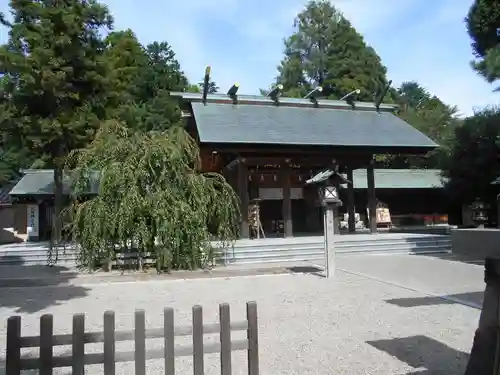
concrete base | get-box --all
[452,228,500,259]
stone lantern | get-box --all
[471,198,489,228]
[306,167,350,278]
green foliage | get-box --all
[66,121,240,271]
[198,79,219,94]
[275,0,388,101]
[0,0,113,245]
[0,0,112,161]
[466,0,500,83]
[375,82,460,169]
[106,37,189,132]
[104,29,149,107]
[187,84,201,93]
[441,107,500,203]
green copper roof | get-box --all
[9,170,99,196]
[189,102,437,150]
[352,169,445,189]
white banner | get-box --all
[26,204,39,238]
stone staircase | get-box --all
[219,233,452,265]
[0,233,452,268]
[0,242,78,267]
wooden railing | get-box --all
[5,301,259,375]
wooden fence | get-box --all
[5,301,259,375]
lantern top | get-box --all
[306,168,351,186]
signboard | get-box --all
[376,207,391,225]
[26,204,39,238]
[259,188,303,200]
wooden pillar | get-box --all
[346,167,356,233]
[367,159,377,234]
[238,162,250,239]
[281,164,293,237]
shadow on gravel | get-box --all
[286,266,324,277]
[367,335,469,375]
[0,255,89,313]
[386,291,484,308]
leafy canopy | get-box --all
[66,121,240,271]
[106,35,190,132]
[274,0,388,101]
[466,0,500,84]
[0,0,113,166]
[441,107,500,203]
[198,79,220,94]
[380,82,461,169]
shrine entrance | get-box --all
[170,88,438,240]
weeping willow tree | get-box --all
[65,120,240,271]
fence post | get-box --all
[39,314,53,375]
[247,301,259,375]
[134,310,146,375]
[6,316,21,375]
[192,305,204,375]
[72,314,85,375]
[219,303,232,375]
[103,311,115,375]
[164,308,175,375]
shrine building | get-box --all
[3,87,444,243]
[169,88,438,239]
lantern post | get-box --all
[306,167,349,278]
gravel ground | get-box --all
[0,267,479,375]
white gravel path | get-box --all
[0,268,479,375]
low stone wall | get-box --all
[451,228,500,259]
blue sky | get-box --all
[1,0,498,116]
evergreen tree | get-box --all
[112,40,190,132]
[376,82,460,169]
[0,0,113,248]
[104,29,149,108]
[198,79,219,94]
[275,0,388,101]
[466,0,500,84]
[441,107,500,203]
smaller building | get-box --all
[348,169,448,227]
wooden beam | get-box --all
[237,163,249,239]
[346,167,356,233]
[281,164,293,237]
[238,156,369,169]
[367,158,377,234]
[202,144,433,157]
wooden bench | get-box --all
[5,301,259,375]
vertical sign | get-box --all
[26,204,39,238]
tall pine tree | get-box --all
[466,0,500,84]
[0,0,113,247]
[275,0,388,101]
